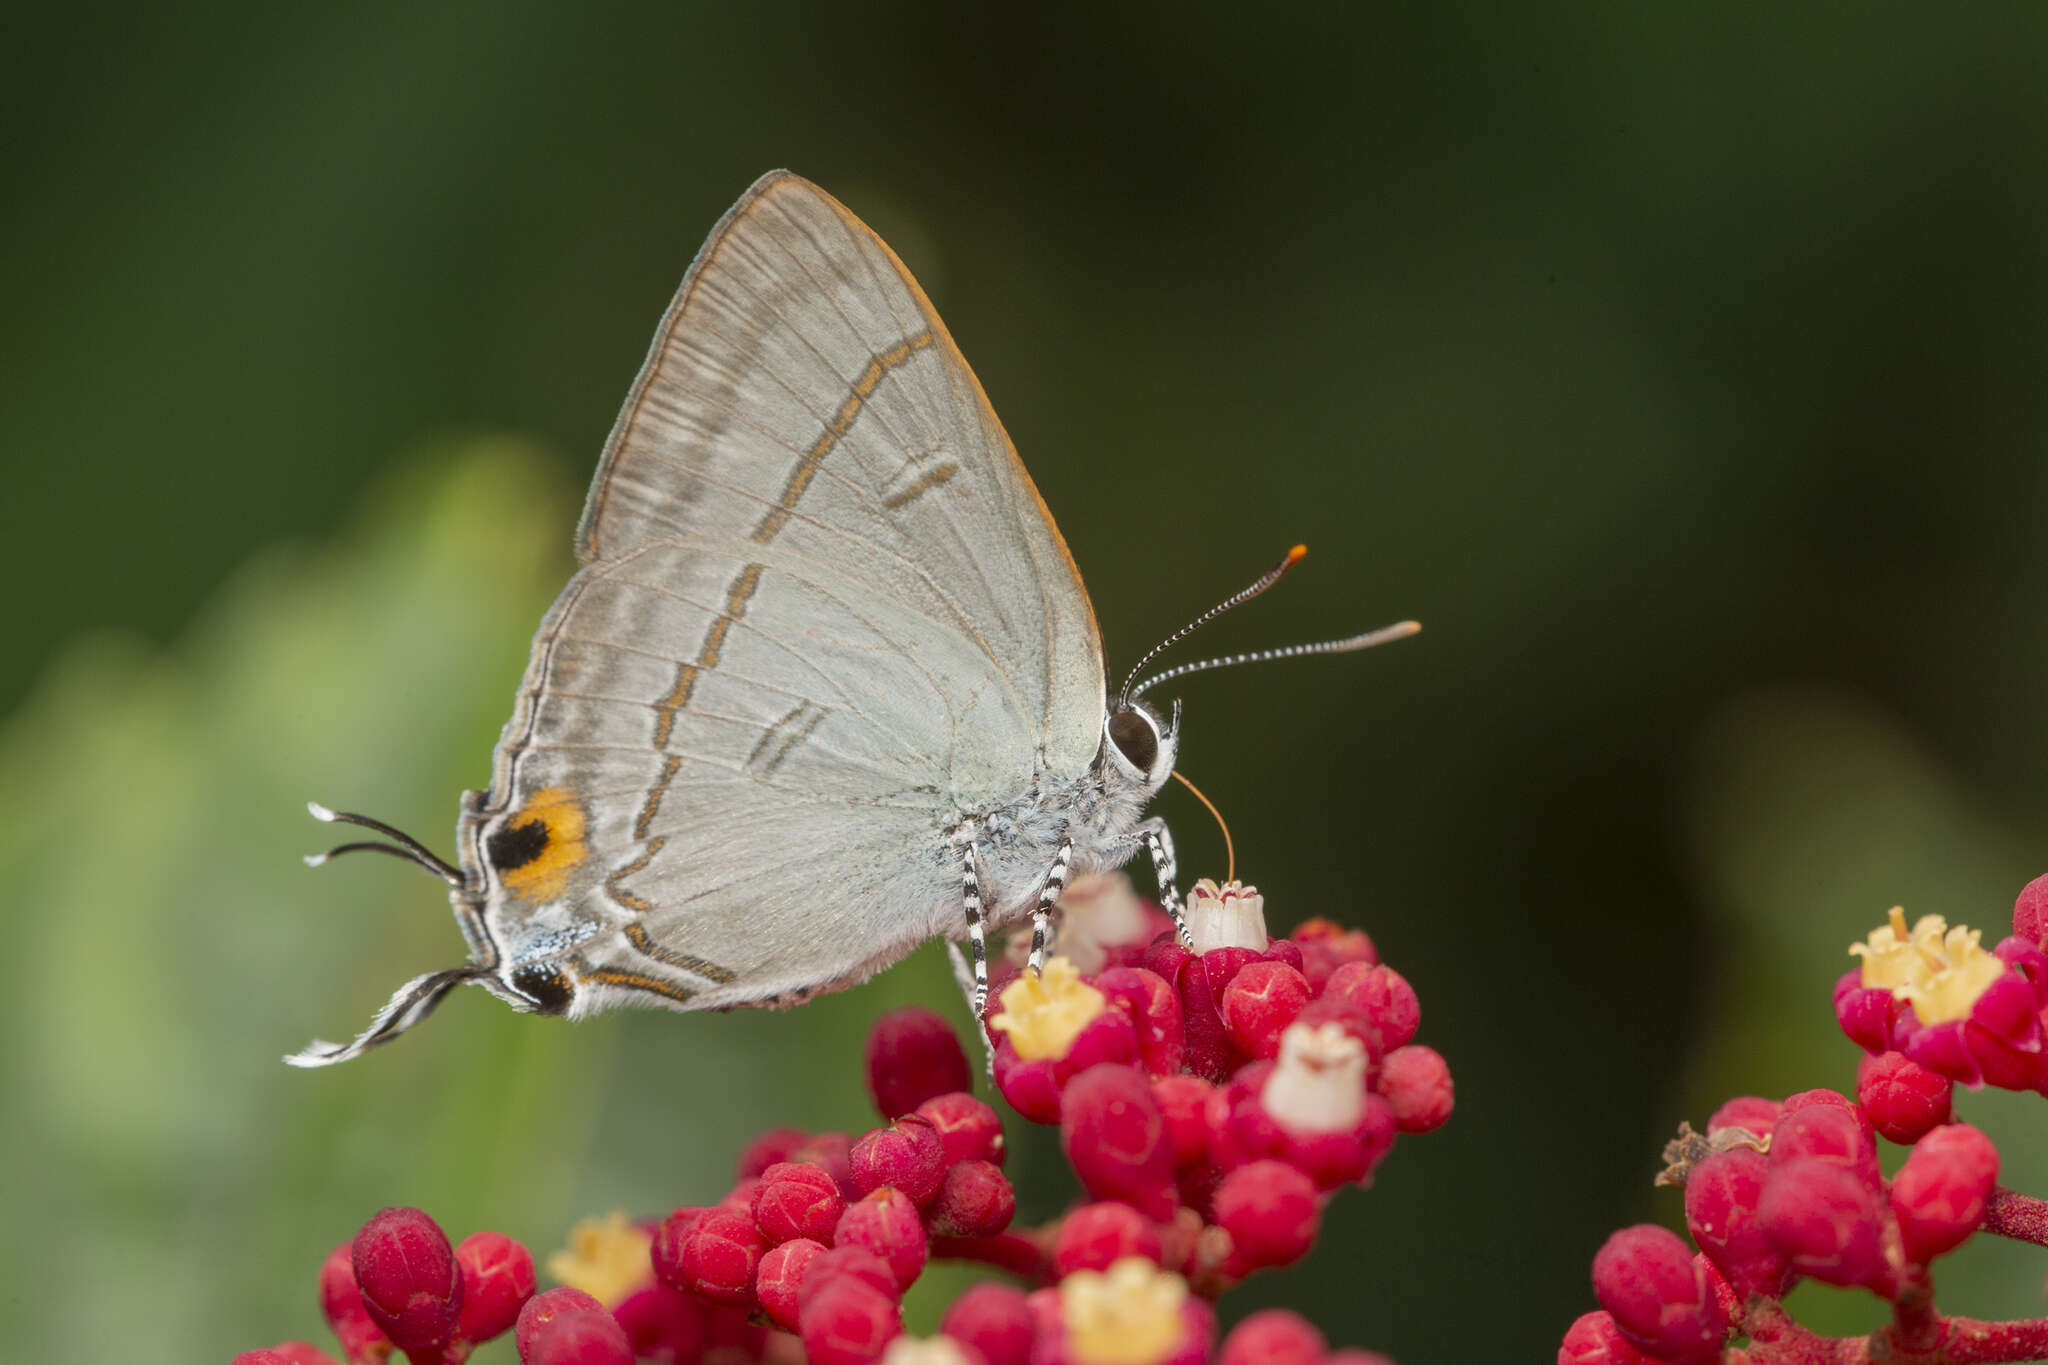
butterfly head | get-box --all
[1102,697,1179,796]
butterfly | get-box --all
[290,171,1415,1066]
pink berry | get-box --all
[1683,1147,1791,1301]
[1756,1157,1891,1290]
[1589,1225,1728,1365]
[1856,1051,1953,1145]
[737,1125,811,1179]
[1052,1201,1164,1275]
[1558,1311,1649,1365]
[1217,1309,1326,1365]
[515,1288,605,1363]
[350,1207,464,1355]
[866,1006,972,1118]
[1377,1044,1454,1133]
[526,1308,635,1365]
[318,1240,391,1365]
[755,1161,848,1243]
[851,1118,948,1205]
[915,1092,1007,1166]
[453,1230,535,1346]
[612,1283,706,1364]
[929,1159,1016,1237]
[1706,1096,1780,1138]
[941,1282,1036,1365]
[1213,1160,1320,1271]
[1221,962,1314,1059]
[800,1275,902,1365]
[834,1187,929,1289]
[678,1208,767,1307]
[1059,1063,1177,1220]
[755,1237,826,1330]
[1890,1123,1999,1264]
[1323,963,1418,1054]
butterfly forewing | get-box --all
[467,172,1108,1010]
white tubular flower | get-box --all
[1260,1021,1367,1133]
[1184,878,1269,954]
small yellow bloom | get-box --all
[990,956,1106,1061]
[545,1210,652,1306]
[881,1338,976,1365]
[1849,906,2009,1024]
[1061,1257,1189,1365]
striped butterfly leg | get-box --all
[956,849,990,1020]
[1131,816,1193,949]
[1027,834,1074,976]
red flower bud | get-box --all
[1217,1309,1326,1365]
[1052,1201,1165,1276]
[611,1283,705,1365]
[319,1240,392,1365]
[1770,1100,1879,1185]
[1756,1157,1891,1290]
[1095,967,1187,1076]
[851,1119,948,1205]
[941,1282,1037,1365]
[792,1132,861,1203]
[350,1208,464,1355]
[1834,969,1905,1055]
[737,1126,811,1179]
[755,1161,849,1243]
[526,1308,635,1365]
[514,1288,605,1364]
[1855,1051,1953,1145]
[233,1353,297,1365]
[1291,919,1377,992]
[1890,1122,1999,1264]
[1151,1075,1215,1169]
[269,1345,342,1365]
[1590,1225,1728,1365]
[804,1244,901,1299]
[1213,1160,1321,1271]
[834,1187,928,1289]
[1323,963,1419,1055]
[676,1209,768,1308]
[866,1006,972,1118]
[799,1275,902,1365]
[650,1207,711,1292]
[1683,1147,1792,1301]
[755,1237,826,1331]
[452,1230,534,1347]
[1176,962,1243,1082]
[929,1159,1016,1238]
[2013,872,2048,950]
[1377,1044,1453,1133]
[1060,1064,1177,1220]
[1706,1096,1780,1139]
[914,1092,1007,1166]
[992,1039,1063,1125]
[1557,1311,1649,1365]
[1221,962,1315,1060]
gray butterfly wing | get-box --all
[465,171,1106,1012]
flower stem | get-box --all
[1983,1188,2048,1249]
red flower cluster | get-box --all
[232,877,1437,1365]
[1563,874,2048,1365]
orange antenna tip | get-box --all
[1287,544,1308,563]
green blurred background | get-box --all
[7,5,2048,1361]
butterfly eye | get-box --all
[507,964,575,1015]
[1108,706,1161,774]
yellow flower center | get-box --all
[1060,1258,1189,1365]
[545,1210,652,1306]
[990,956,1106,1061]
[1849,906,2010,1024]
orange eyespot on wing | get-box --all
[486,786,590,901]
